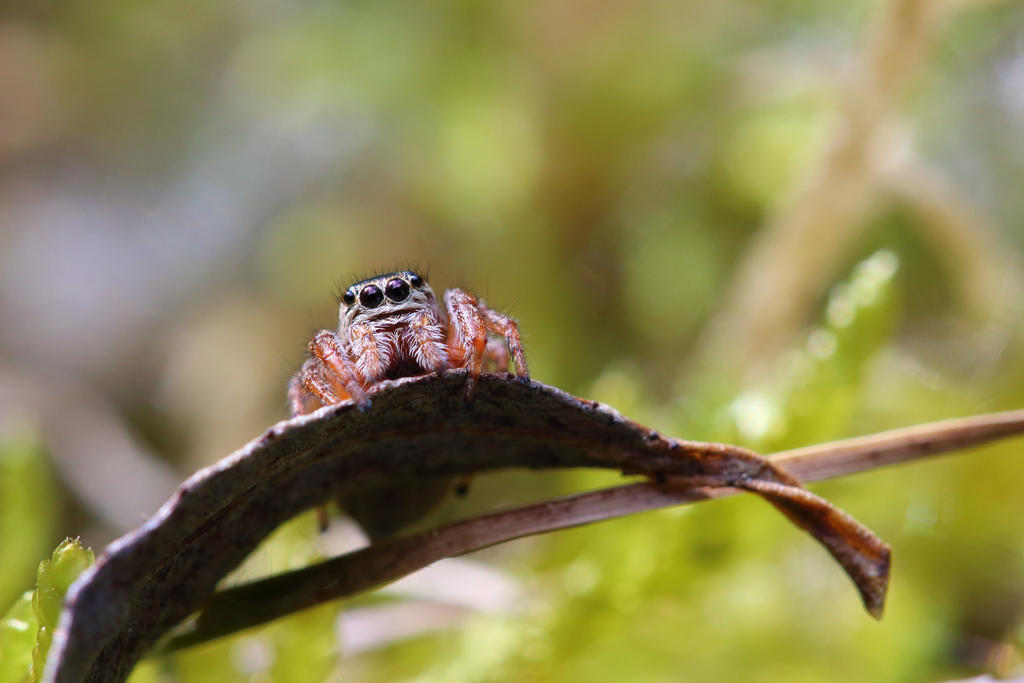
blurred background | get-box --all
[2,0,1024,680]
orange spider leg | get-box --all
[347,323,390,385]
[294,358,342,407]
[288,366,321,416]
[309,330,370,408]
[406,310,449,373]
[478,305,529,380]
[444,288,489,397]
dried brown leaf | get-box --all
[47,372,895,682]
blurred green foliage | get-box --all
[2,0,1024,680]
[0,432,57,617]
[713,249,899,452]
[0,593,35,683]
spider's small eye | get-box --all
[409,273,424,288]
[342,290,356,306]
[359,284,384,308]
[385,278,410,302]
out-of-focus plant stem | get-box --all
[695,0,966,374]
[885,152,1024,353]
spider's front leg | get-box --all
[346,323,393,386]
[444,288,529,397]
[403,308,449,374]
[306,330,371,409]
[288,360,335,416]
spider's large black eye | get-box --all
[409,273,423,288]
[359,284,384,308]
[385,278,410,302]
[342,290,356,306]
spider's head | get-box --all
[338,270,438,331]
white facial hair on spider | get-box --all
[338,271,449,382]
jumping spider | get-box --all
[289,270,529,415]
[288,270,529,538]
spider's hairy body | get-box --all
[290,270,527,412]
[288,270,529,537]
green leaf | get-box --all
[0,591,35,683]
